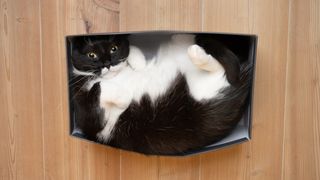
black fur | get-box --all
[69,34,252,155]
[70,35,129,75]
[108,63,251,155]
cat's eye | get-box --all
[87,52,97,59]
[110,45,118,54]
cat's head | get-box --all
[70,35,130,78]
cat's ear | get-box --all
[84,37,94,46]
[70,36,87,49]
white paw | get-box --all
[188,44,210,66]
[188,44,223,72]
[99,82,132,109]
[127,46,146,71]
[97,128,110,143]
[97,107,125,142]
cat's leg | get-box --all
[127,46,147,71]
[187,44,224,73]
[97,81,132,142]
[74,82,105,140]
[97,107,124,142]
[194,36,240,84]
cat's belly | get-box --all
[104,59,180,103]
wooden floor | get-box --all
[0,0,319,179]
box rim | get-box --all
[65,30,258,39]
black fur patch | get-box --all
[107,61,251,155]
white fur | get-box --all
[95,34,230,141]
[73,67,95,76]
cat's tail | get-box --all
[199,60,253,143]
[239,61,253,89]
[223,60,253,105]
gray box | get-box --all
[65,31,257,156]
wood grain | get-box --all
[39,0,121,179]
[40,0,66,179]
[0,0,320,179]
[202,0,290,179]
[283,0,320,179]
[65,0,121,180]
[201,145,250,180]
[247,0,289,180]
[120,0,201,31]
[120,152,158,180]
[159,156,200,180]
[247,0,290,179]
[0,0,44,179]
[201,1,251,179]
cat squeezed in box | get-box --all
[69,34,252,155]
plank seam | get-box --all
[281,0,293,179]
[38,0,46,178]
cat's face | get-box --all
[71,35,130,77]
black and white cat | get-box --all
[69,34,251,155]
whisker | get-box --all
[69,70,95,79]
[68,75,83,82]
[69,76,88,87]
[71,75,96,101]
[68,71,95,85]
[118,58,127,62]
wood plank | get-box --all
[120,152,159,180]
[65,0,121,179]
[120,0,201,31]
[201,1,251,179]
[0,1,14,179]
[200,145,249,180]
[1,0,320,179]
[39,0,120,179]
[40,0,67,179]
[283,0,320,179]
[202,0,250,33]
[119,1,202,180]
[159,156,200,180]
[0,0,44,179]
[201,0,289,179]
[247,0,289,179]
[65,0,119,35]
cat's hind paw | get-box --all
[188,44,211,66]
[188,44,224,73]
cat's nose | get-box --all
[104,62,111,69]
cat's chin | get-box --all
[101,62,127,79]
[103,71,120,79]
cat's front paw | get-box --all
[127,46,146,71]
[188,44,223,73]
[99,82,132,109]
